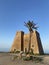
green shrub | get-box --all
[23,55,33,61]
[15,51,20,53]
[33,57,43,63]
[23,57,30,61]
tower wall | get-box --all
[10,31,24,52]
[24,34,29,52]
[31,31,39,54]
[36,31,44,54]
[31,31,44,54]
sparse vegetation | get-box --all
[12,56,18,61]
[23,55,43,62]
[15,51,20,53]
[33,56,43,63]
[23,56,31,61]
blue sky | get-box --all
[0,0,49,53]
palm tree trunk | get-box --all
[28,31,31,52]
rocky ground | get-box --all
[0,53,49,65]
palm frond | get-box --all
[24,21,38,32]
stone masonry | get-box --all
[10,30,44,54]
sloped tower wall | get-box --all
[10,31,24,52]
[24,34,29,52]
[31,31,44,54]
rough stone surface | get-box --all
[10,30,44,54]
[10,31,24,51]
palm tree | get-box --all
[24,20,38,52]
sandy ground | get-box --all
[0,53,49,65]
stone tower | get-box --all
[10,31,24,51]
[10,30,44,54]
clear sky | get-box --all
[0,0,49,53]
